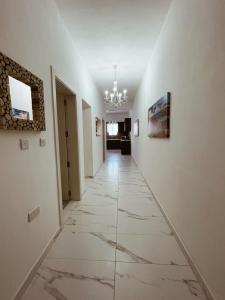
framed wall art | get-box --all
[148,92,171,138]
[96,117,102,136]
[134,119,139,137]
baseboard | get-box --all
[84,163,103,180]
[94,160,104,177]
[13,227,62,300]
[132,157,215,300]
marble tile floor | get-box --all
[21,151,207,300]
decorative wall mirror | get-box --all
[0,52,46,131]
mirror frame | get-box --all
[0,52,46,131]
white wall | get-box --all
[105,112,129,122]
[131,1,225,300]
[0,1,103,299]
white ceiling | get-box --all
[55,0,171,112]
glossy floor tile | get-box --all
[21,151,206,300]
[118,199,163,216]
[68,204,117,216]
[47,231,116,261]
[115,263,206,300]
[117,215,171,235]
[64,214,117,234]
[22,259,114,300]
[116,234,188,265]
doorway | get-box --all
[82,100,94,178]
[50,71,81,231]
[55,80,80,210]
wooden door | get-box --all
[57,95,71,201]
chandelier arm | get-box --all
[104,65,128,108]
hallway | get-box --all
[22,151,206,300]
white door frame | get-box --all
[82,99,94,178]
[102,119,106,161]
[50,66,81,227]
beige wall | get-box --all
[0,0,103,299]
[131,1,225,300]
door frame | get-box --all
[102,119,106,161]
[50,66,81,227]
[82,99,94,178]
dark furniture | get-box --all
[121,140,131,155]
[107,139,121,150]
[124,118,131,134]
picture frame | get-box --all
[0,51,46,131]
[96,117,102,136]
[148,92,171,138]
[134,119,139,137]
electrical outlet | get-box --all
[40,138,46,147]
[20,139,29,150]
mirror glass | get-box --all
[9,76,33,120]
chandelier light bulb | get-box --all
[104,66,128,108]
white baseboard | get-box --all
[13,227,62,300]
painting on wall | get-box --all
[96,117,102,136]
[148,92,171,138]
[134,119,139,137]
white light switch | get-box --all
[28,207,40,223]
[20,139,29,150]
[40,138,46,147]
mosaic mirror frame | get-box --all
[0,52,46,131]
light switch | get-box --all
[28,207,40,223]
[40,138,46,147]
[20,139,29,150]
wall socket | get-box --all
[40,138,46,147]
[28,207,40,223]
[20,139,29,150]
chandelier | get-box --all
[104,65,128,108]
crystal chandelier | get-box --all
[104,65,128,108]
